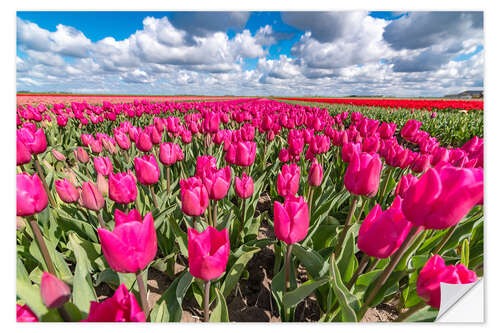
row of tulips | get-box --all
[17,98,483,322]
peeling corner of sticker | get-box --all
[436,278,484,322]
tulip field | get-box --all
[16,96,483,322]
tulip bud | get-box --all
[81,181,105,211]
[159,142,178,166]
[277,163,300,198]
[394,174,418,199]
[134,155,160,185]
[97,173,109,197]
[94,156,113,176]
[274,195,309,244]
[74,147,89,164]
[308,160,323,187]
[180,177,209,216]
[51,149,66,161]
[136,130,152,152]
[344,151,382,197]
[55,178,80,203]
[235,141,257,167]
[188,226,230,281]
[115,209,142,225]
[41,272,71,309]
[202,166,232,201]
[235,173,254,199]
[109,171,137,204]
[411,154,431,173]
[17,173,48,216]
[98,212,157,273]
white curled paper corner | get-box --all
[435,278,483,322]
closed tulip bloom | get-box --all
[357,196,413,258]
[344,151,382,197]
[159,142,177,166]
[431,147,450,166]
[279,148,290,163]
[362,136,380,154]
[134,155,160,185]
[417,255,477,308]
[411,154,431,173]
[402,164,483,229]
[394,174,418,199]
[17,137,31,166]
[235,141,257,167]
[41,272,71,309]
[308,160,323,187]
[115,209,142,225]
[378,122,397,139]
[98,212,157,273]
[224,143,236,165]
[51,149,66,161]
[17,173,48,216]
[89,139,103,154]
[180,177,209,216]
[136,130,152,152]
[94,156,113,176]
[17,304,39,322]
[17,128,47,155]
[235,173,254,199]
[55,178,80,203]
[97,173,109,197]
[56,115,68,127]
[150,126,162,145]
[81,181,105,211]
[277,163,300,198]
[196,155,217,178]
[109,171,137,204]
[74,147,90,164]
[203,166,232,200]
[401,119,422,142]
[114,130,131,150]
[83,284,145,322]
[274,195,309,244]
[341,142,361,163]
[188,226,230,281]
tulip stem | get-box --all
[262,141,267,169]
[27,216,57,276]
[239,199,246,246]
[97,211,106,229]
[395,301,427,322]
[356,197,368,223]
[346,253,370,290]
[360,226,421,319]
[149,185,159,209]
[34,158,57,207]
[307,186,314,219]
[136,270,150,320]
[58,306,72,322]
[380,166,394,207]
[366,258,381,273]
[432,224,459,254]
[166,166,171,194]
[213,201,218,227]
[283,243,293,296]
[335,196,359,255]
[204,280,211,322]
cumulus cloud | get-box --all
[168,12,250,36]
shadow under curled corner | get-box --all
[436,279,484,322]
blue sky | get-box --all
[16,11,484,96]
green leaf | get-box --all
[292,244,329,279]
[221,245,260,297]
[67,233,97,315]
[283,277,329,308]
[461,238,470,268]
[336,232,357,283]
[170,216,188,257]
[209,287,229,322]
[329,255,361,322]
[150,270,194,322]
[404,306,438,322]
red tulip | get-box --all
[417,255,477,308]
[235,173,254,199]
[41,272,71,309]
[402,163,483,229]
[83,284,146,322]
[188,226,229,281]
[55,178,80,203]
[81,181,105,211]
[16,173,48,216]
[16,304,38,322]
[357,196,413,258]
[98,212,157,273]
[344,151,382,197]
[277,163,300,198]
[180,177,209,216]
[108,171,137,204]
[134,155,160,185]
[274,195,309,244]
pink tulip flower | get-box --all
[274,195,309,244]
[17,173,48,216]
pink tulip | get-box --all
[274,195,309,244]
[159,142,178,166]
[16,304,38,322]
[235,141,257,167]
[74,147,90,164]
[279,148,290,163]
[431,147,450,166]
[401,119,422,142]
[196,155,217,178]
[357,196,413,258]
[344,151,382,197]
[114,209,142,225]
[55,178,80,203]
[188,226,230,281]
[180,177,209,216]
[97,173,109,197]
[362,136,380,154]
[417,255,477,308]
[402,164,483,229]
[17,138,31,166]
[411,154,431,173]
[16,173,48,216]
[81,181,105,211]
[41,272,71,309]
[378,122,397,139]
[51,149,66,161]
[114,130,131,150]
[341,142,361,163]
[308,160,323,187]
[235,173,254,199]
[394,174,419,199]
[277,163,300,198]
[89,139,103,154]
[98,212,157,273]
[202,166,232,200]
[134,155,160,185]
[83,284,145,322]
[109,171,137,204]
[17,127,47,155]
[136,130,152,152]
[94,156,113,176]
